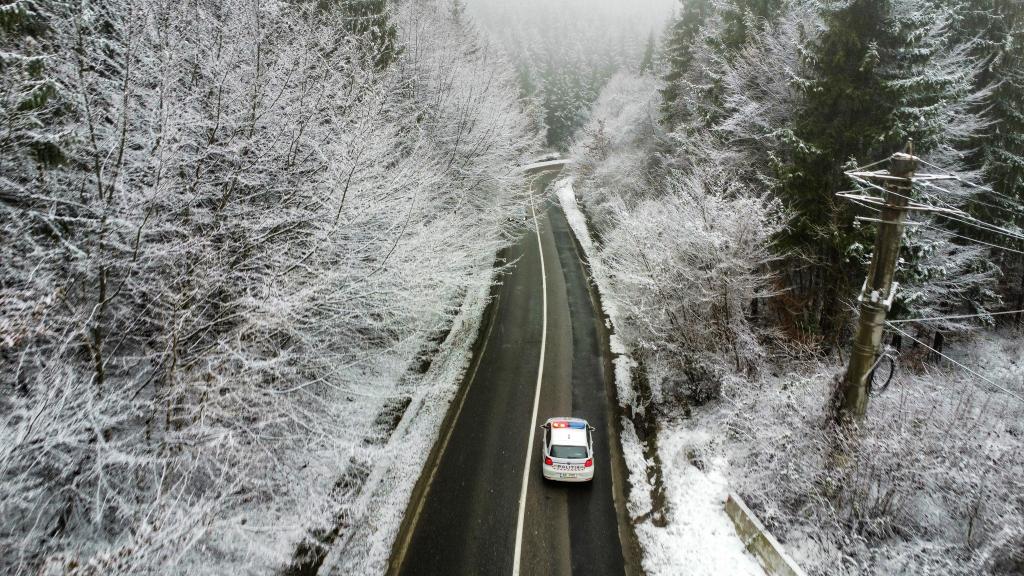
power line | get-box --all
[958,190,1024,215]
[929,210,1024,245]
[845,194,883,214]
[843,175,963,216]
[917,157,1024,208]
[913,157,1024,219]
[842,179,1024,260]
[844,169,1024,244]
[888,308,1024,324]
[920,223,1024,255]
[917,180,1024,231]
[885,321,1024,403]
[868,177,1024,244]
[852,156,895,172]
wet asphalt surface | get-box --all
[394,169,628,576]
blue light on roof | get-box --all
[568,421,586,429]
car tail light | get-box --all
[584,459,593,468]
[544,457,553,466]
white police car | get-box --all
[541,417,595,482]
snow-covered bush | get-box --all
[704,333,1024,575]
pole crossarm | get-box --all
[835,191,968,216]
[845,170,957,183]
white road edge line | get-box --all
[512,188,548,576]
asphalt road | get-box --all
[390,168,634,576]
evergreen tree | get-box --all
[640,30,656,74]
[0,0,67,174]
[337,0,399,70]
[946,0,1024,309]
[661,0,712,127]
[450,0,467,24]
[777,0,985,341]
[977,4,1024,205]
[954,0,1024,220]
[717,0,784,52]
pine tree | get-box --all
[337,0,399,70]
[639,31,656,74]
[948,0,1024,311]
[717,0,784,52]
[978,6,1024,204]
[954,0,1024,218]
[450,0,467,24]
[777,0,986,341]
[0,0,67,175]
[661,0,712,128]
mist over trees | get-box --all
[465,0,675,149]
[0,0,537,572]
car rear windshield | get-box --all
[550,445,588,459]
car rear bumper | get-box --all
[542,465,594,482]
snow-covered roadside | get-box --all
[319,258,498,574]
[179,258,499,575]
[556,179,763,576]
[521,158,573,172]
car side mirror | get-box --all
[540,424,549,429]
[588,425,596,431]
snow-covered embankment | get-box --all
[556,179,764,576]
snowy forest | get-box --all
[569,0,1024,574]
[2,0,1024,574]
[466,0,675,148]
[1,0,537,572]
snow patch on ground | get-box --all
[619,417,654,520]
[613,351,638,413]
[556,179,762,576]
[638,425,764,576]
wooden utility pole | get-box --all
[834,152,919,422]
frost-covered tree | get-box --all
[772,0,990,343]
[471,0,672,148]
[661,0,712,128]
[599,171,785,380]
[639,31,657,75]
[337,0,400,70]
[0,0,537,572]
[953,0,1024,204]
[946,0,1024,310]
[571,3,1024,574]
[656,0,1002,344]
[571,72,784,406]
[570,72,665,232]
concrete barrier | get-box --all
[725,493,808,576]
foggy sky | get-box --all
[465,0,678,48]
